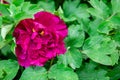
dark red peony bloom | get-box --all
[0,0,9,4]
[13,11,68,67]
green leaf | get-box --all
[0,32,13,49]
[11,41,16,54]
[2,16,14,24]
[37,1,55,12]
[102,0,110,3]
[55,7,77,22]
[97,21,116,34]
[20,2,31,12]
[0,17,2,27]
[87,19,101,36]
[63,0,80,17]
[83,35,119,65]
[1,24,13,39]
[12,2,42,22]
[108,63,120,80]
[74,4,90,20]
[1,45,11,56]
[7,2,42,23]
[76,61,110,80]
[88,0,110,19]
[58,48,82,69]
[27,4,42,13]
[9,4,21,17]
[21,2,43,14]
[63,0,89,21]
[20,67,47,80]
[87,8,103,19]
[12,0,24,6]
[65,24,85,48]
[113,30,120,47]
[0,40,11,49]
[48,63,78,80]
[0,4,10,16]
[111,0,120,14]
[110,15,120,26]
[0,59,19,80]
[14,12,32,22]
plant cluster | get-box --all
[0,0,120,80]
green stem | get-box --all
[50,58,54,67]
[48,58,54,71]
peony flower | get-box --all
[13,11,68,67]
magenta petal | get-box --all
[13,19,34,34]
[33,22,45,32]
[16,45,30,67]
[54,20,68,38]
[57,41,67,54]
[31,32,38,40]
[29,37,42,50]
[28,49,48,66]
[16,34,30,51]
[34,11,68,37]
[34,11,60,27]
[46,49,57,58]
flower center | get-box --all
[32,28,36,32]
[32,28,44,36]
[39,31,44,36]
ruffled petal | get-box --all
[34,11,61,27]
[15,45,30,67]
[13,11,68,67]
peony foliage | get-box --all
[0,0,120,80]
